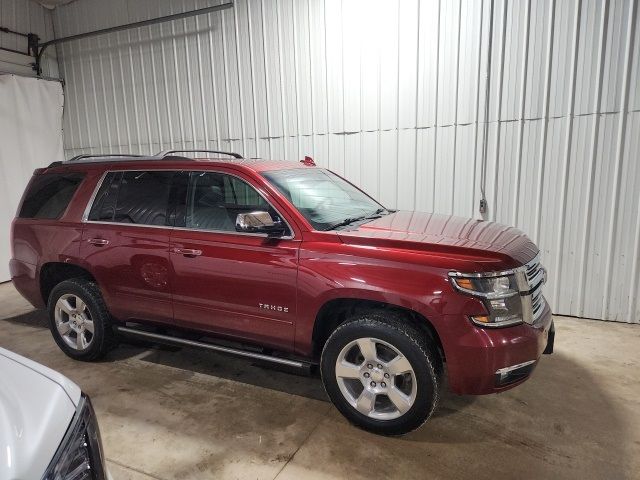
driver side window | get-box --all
[186,171,278,233]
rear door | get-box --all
[81,170,183,324]
[169,170,300,351]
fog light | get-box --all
[495,360,537,386]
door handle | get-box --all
[172,247,202,257]
[87,238,109,246]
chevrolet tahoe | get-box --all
[10,150,554,435]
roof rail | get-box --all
[157,149,243,159]
[47,153,150,168]
[68,153,148,162]
[45,150,244,168]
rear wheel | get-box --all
[320,311,440,435]
[48,278,114,361]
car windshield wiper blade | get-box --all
[324,215,368,231]
[361,208,394,220]
[367,207,392,218]
[324,208,394,231]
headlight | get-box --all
[449,274,519,299]
[42,394,106,480]
[450,272,524,327]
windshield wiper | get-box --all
[324,215,368,231]
[371,208,390,216]
[362,208,394,219]
[324,209,393,231]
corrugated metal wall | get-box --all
[52,0,640,323]
[0,0,57,77]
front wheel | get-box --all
[320,311,441,435]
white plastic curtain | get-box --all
[0,74,64,281]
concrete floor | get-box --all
[1,282,639,480]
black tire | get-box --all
[47,278,114,361]
[320,310,441,435]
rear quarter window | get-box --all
[19,173,85,219]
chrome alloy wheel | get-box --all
[54,294,95,351]
[335,337,417,420]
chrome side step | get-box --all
[115,326,311,370]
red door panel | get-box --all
[170,230,299,351]
[81,223,173,323]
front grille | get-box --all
[523,254,546,322]
[531,289,545,319]
[524,254,545,288]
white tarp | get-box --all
[0,74,64,281]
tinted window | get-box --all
[88,172,120,221]
[88,171,176,226]
[186,172,282,233]
[19,173,84,219]
[223,175,267,206]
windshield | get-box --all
[263,168,386,231]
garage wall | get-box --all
[51,0,640,323]
[0,0,58,77]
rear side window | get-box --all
[19,173,85,219]
[88,171,177,226]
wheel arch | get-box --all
[39,261,97,306]
[311,297,445,373]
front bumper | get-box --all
[444,301,553,395]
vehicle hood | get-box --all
[0,347,81,480]
[337,211,538,270]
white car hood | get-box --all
[0,347,82,480]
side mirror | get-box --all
[236,211,286,237]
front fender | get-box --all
[293,246,482,356]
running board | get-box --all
[115,325,312,371]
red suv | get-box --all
[10,150,553,435]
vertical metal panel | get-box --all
[292,0,312,137]
[359,0,380,134]
[524,0,551,119]
[324,0,344,135]
[377,0,398,133]
[341,0,361,134]
[437,0,461,126]
[452,124,476,217]
[537,116,566,311]
[616,112,640,322]
[416,0,440,129]
[360,130,379,197]
[457,0,482,126]
[415,127,436,211]
[378,129,397,206]
[396,0,419,210]
[53,0,640,323]
[548,0,577,118]
[307,0,328,136]
[630,1,640,111]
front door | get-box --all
[169,170,300,351]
